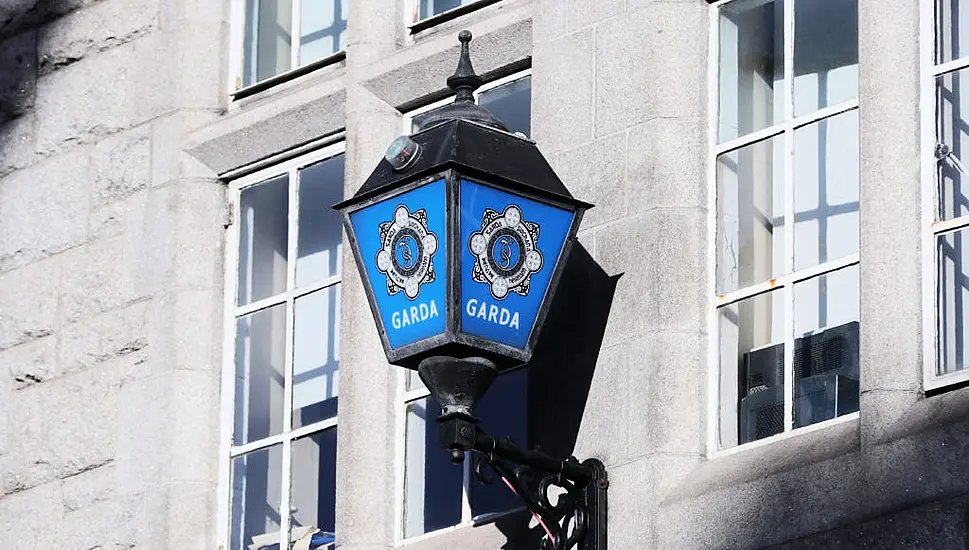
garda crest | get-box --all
[376,205,438,300]
[468,204,543,300]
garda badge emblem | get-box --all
[376,205,438,300]
[468,205,543,300]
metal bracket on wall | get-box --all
[469,430,608,550]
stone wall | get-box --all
[3,0,969,548]
[0,0,227,547]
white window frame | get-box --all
[228,0,347,97]
[921,0,969,391]
[217,141,347,550]
[705,0,861,455]
[392,70,530,544]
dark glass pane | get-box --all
[718,290,785,449]
[479,77,532,137]
[718,0,784,142]
[469,368,528,518]
[420,0,475,19]
[793,110,859,270]
[292,286,340,429]
[235,304,287,445]
[244,0,293,87]
[716,135,785,294]
[937,0,969,64]
[239,175,289,305]
[793,0,859,117]
[231,445,283,550]
[938,230,969,375]
[403,396,463,537]
[291,429,338,539]
[937,67,969,221]
[792,267,860,428]
[299,0,347,65]
[297,154,344,285]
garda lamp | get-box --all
[334,31,607,550]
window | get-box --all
[924,0,969,389]
[396,72,531,540]
[237,0,347,89]
[409,0,500,31]
[712,0,860,450]
[221,145,345,550]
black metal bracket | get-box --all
[442,418,608,550]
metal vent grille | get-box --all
[794,334,847,380]
[755,403,784,440]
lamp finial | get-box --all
[447,30,483,104]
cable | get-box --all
[498,474,555,543]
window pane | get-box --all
[792,267,859,428]
[231,445,284,550]
[718,0,784,143]
[244,0,293,87]
[405,369,424,392]
[299,0,347,66]
[719,290,784,449]
[792,0,858,117]
[793,110,859,270]
[296,155,344,286]
[235,304,287,445]
[291,429,337,543]
[420,0,476,19]
[403,397,463,538]
[479,77,532,137]
[469,368,527,519]
[293,286,340,429]
[938,229,969,375]
[937,0,969,64]
[716,135,785,294]
[239,175,289,306]
[936,67,969,221]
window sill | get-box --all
[409,0,502,35]
[668,414,860,504]
[232,50,347,101]
[397,507,528,547]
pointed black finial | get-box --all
[447,30,483,104]
[414,30,507,132]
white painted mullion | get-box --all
[402,386,432,403]
[235,292,289,318]
[228,0,247,94]
[714,100,858,157]
[932,55,969,77]
[931,215,969,236]
[279,437,294,550]
[782,0,796,435]
[924,0,942,386]
[218,187,243,549]
[461,458,472,523]
[393,369,408,545]
[292,274,343,300]
[279,165,299,550]
[230,431,289,457]
[289,416,340,441]
[290,0,301,69]
[714,254,861,308]
[706,0,722,455]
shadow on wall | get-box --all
[490,243,621,548]
[0,0,78,126]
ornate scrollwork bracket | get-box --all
[466,431,608,550]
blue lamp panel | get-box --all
[459,179,574,349]
[350,179,447,349]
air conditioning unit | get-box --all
[738,321,859,444]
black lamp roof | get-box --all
[335,118,593,211]
[335,30,592,212]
